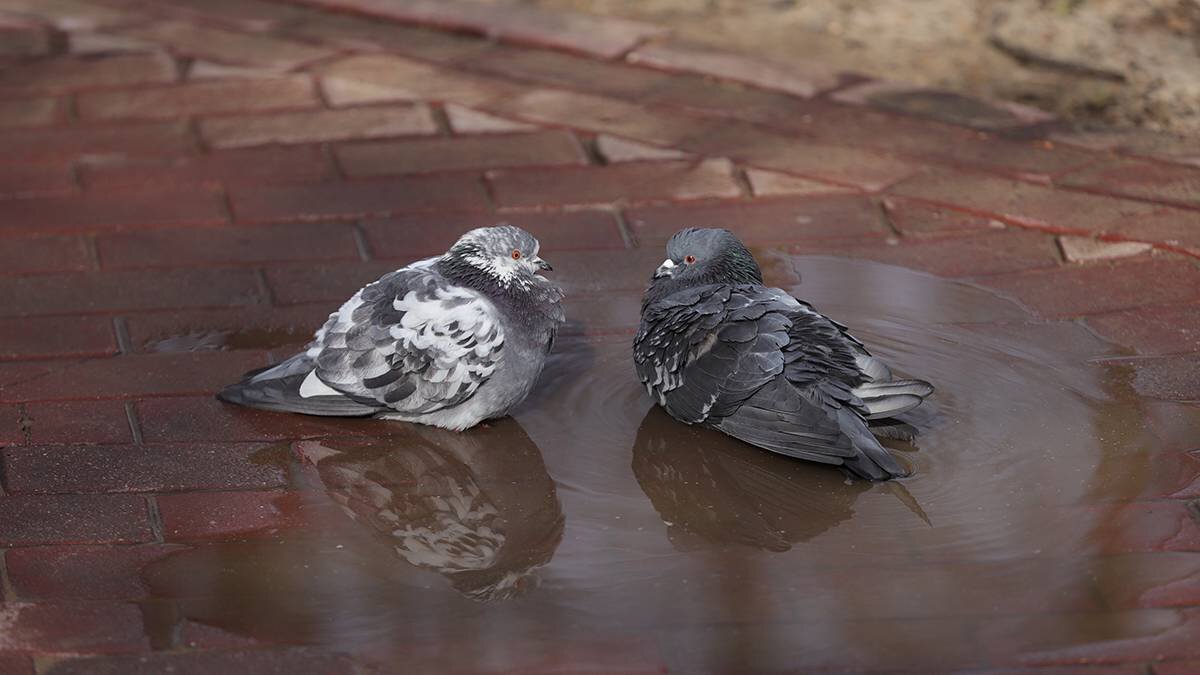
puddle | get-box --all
[143,256,1200,672]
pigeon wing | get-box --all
[637,285,905,476]
[311,267,504,413]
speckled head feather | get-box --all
[437,224,564,328]
[643,228,764,306]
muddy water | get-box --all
[144,257,1200,673]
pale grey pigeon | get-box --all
[633,228,933,480]
[219,225,564,431]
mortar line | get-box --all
[611,207,637,249]
[112,316,133,355]
[352,222,373,261]
[145,495,166,544]
[430,102,453,136]
[0,549,14,601]
[125,401,145,446]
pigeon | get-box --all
[219,225,564,431]
[633,228,933,480]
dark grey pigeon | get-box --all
[633,228,933,480]
[219,225,564,431]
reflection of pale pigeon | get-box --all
[219,226,564,431]
[634,228,933,480]
[296,418,564,601]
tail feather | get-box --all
[854,378,934,420]
[217,354,381,417]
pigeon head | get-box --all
[439,225,554,292]
[645,228,763,300]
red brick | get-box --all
[152,0,319,30]
[0,236,91,275]
[462,44,670,99]
[0,164,75,197]
[744,168,849,197]
[98,222,360,269]
[675,122,922,192]
[123,305,329,354]
[0,316,115,361]
[263,262,396,305]
[640,74,810,123]
[1051,126,1200,168]
[44,648,358,675]
[0,187,226,235]
[230,174,490,223]
[336,130,586,177]
[294,0,666,59]
[627,194,888,245]
[1059,159,1200,209]
[1086,304,1200,355]
[4,0,134,31]
[318,54,517,107]
[0,121,196,165]
[122,20,333,70]
[1106,209,1200,256]
[0,351,268,403]
[891,172,1158,233]
[364,209,626,258]
[284,10,489,63]
[1089,552,1200,610]
[0,601,149,653]
[0,404,23,445]
[0,494,152,545]
[0,97,61,129]
[1087,502,1200,553]
[978,258,1200,317]
[1160,660,1200,675]
[489,159,741,208]
[596,135,689,163]
[77,76,318,121]
[489,88,718,147]
[156,489,304,541]
[542,247,672,294]
[1125,354,1200,401]
[0,268,263,316]
[3,443,289,494]
[6,544,184,600]
[833,80,1054,129]
[0,52,176,95]
[81,145,334,190]
[629,42,839,98]
[444,104,536,134]
[138,395,382,443]
[20,400,133,444]
[0,654,33,675]
[792,230,1062,277]
[0,14,60,59]
[200,103,437,149]
[882,198,1001,237]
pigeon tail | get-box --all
[217,353,381,417]
[854,377,934,420]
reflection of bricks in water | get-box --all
[0,0,1197,672]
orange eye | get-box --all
[511,249,522,260]
[684,255,697,264]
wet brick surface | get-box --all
[0,0,1197,672]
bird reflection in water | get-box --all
[633,406,873,552]
[141,419,564,650]
[295,419,564,601]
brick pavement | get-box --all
[0,0,1197,673]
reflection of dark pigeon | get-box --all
[219,226,564,431]
[632,406,868,552]
[296,418,564,601]
[634,228,933,480]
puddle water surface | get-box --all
[144,256,1200,673]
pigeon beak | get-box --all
[653,258,676,279]
[533,257,553,272]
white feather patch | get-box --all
[299,370,342,398]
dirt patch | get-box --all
[498,0,1200,136]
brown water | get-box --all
[143,257,1200,673]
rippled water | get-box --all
[143,257,1200,673]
